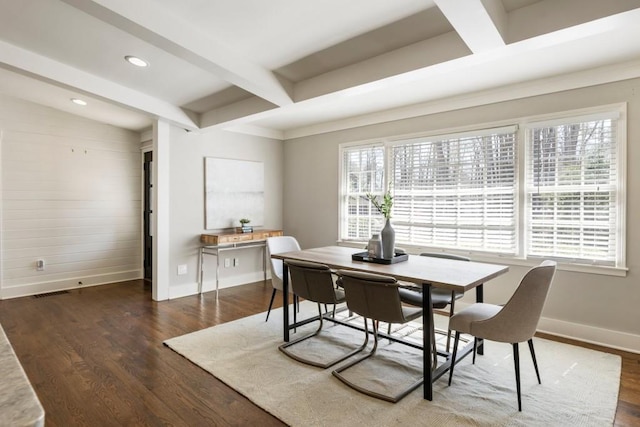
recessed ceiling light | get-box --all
[125,55,149,67]
[71,98,87,106]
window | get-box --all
[525,114,622,266]
[341,144,385,241]
[391,127,517,254]
[339,107,626,269]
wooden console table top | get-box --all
[201,229,283,246]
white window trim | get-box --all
[522,104,626,269]
[337,103,628,277]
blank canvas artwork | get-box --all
[205,158,264,229]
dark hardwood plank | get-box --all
[0,281,285,427]
[0,281,637,426]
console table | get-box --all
[199,229,283,298]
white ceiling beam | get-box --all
[284,58,640,140]
[434,0,506,53]
[294,32,469,102]
[200,97,279,129]
[208,7,640,136]
[0,40,198,130]
[61,0,294,107]
[221,124,284,141]
[197,33,469,132]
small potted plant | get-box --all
[365,190,393,220]
[239,218,252,233]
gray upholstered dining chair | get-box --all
[447,260,557,411]
[265,236,300,321]
[333,269,423,403]
[389,253,470,365]
[278,260,366,368]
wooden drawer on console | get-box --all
[201,229,283,245]
[252,230,283,240]
[217,233,254,244]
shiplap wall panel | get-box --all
[2,233,138,249]
[0,95,142,298]
[3,240,140,259]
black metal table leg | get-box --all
[476,283,484,355]
[283,262,290,342]
[423,282,433,400]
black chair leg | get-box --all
[513,342,522,412]
[472,338,478,364]
[448,331,461,386]
[293,295,298,332]
[528,339,541,384]
[445,292,456,352]
[265,289,277,321]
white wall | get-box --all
[0,95,141,298]
[284,77,640,352]
[166,126,283,299]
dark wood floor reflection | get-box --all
[0,280,637,426]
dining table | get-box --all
[271,245,509,401]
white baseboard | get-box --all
[537,317,640,355]
[0,270,143,300]
[168,271,268,300]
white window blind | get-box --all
[339,106,626,270]
[391,128,517,254]
[525,117,619,265]
[341,144,385,240]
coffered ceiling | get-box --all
[1,0,639,138]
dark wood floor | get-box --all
[0,280,638,426]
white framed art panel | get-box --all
[204,157,264,229]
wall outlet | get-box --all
[224,258,231,268]
[36,259,45,271]
[177,264,187,275]
[234,258,240,267]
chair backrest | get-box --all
[473,260,557,343]
[285,259,340,304]
[266,236,301,291]
[337,270,408,324]
[420,252,470,262]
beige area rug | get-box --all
[164,302,620,426]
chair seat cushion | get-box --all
[401,305,423,322]
[448,303,502,335]
[397,287,461,309]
